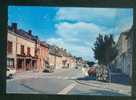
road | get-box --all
[6,67,131,96]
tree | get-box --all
[92,34,118,66]
[87,61,95,67]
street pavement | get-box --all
[6,67,131,96]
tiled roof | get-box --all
[8,26,38,41]
[40,41,49,48]
[48,45,62,57]
[48,45,73,57]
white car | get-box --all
[7,67,16,78]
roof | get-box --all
[48,45,73,57]
[8,25,38,42]
[40,41,49,48]
[120,26,133,38]
[48,45,62,57]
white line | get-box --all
[57,83,76,94]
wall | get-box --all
[7,31,17,68]
[48,54,55,66]
[113,33,132,78]
[38,45,48,71]
[16,35,35,56]
[56,56,62,69]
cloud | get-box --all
[56,7,133,29]
[47,22,108,61]
[56,8,118,22]
[47,8,133,61]
[47,38,65,48]
[55,22,106,40]
[47,37,94,61]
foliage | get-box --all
[92,34,118,65]
[87,61,95,67]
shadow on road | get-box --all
[70,89,126,96]
[76,76,96,81]
[76,74,130,86]
[110,74,130,85]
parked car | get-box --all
[7,67,16,78]
[43,64,55,73]
[88,67,96,77]
[75,66,78,69]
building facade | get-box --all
[111,28,133,78]
[7,30,17,69]
[7,23,38,72]
[7,23,81,73]
[48,45,63,69]
[36,41,49,72]
[48,45,77,70]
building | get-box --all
[48,45,77,70]
[111,28,133,78]
[114,31,128,72]
[61,49,69,68]
[68,56,77,68]
[8,23,38,72]
[48,45,62,69]
[76,57,84,66]
[7,27,17,69]
[60,48,75,68]
[7,23,79,73]
[36,41,49,72]
[65,54,76,68]
[125,28,133,78]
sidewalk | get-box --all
[109,66,130,85]
[110,72,130,85]
[75,80,131,96]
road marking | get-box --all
[57,83,76,94]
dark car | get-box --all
[75,66,78,69]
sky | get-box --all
[8,6,133,61]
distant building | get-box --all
[48,45,77,69]
[76,57,84,66]
[48,45,62,69]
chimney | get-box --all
[11,23,17,33]
[28,30,32,36]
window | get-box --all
[21,45,25,55]
[27,47,31,56]
[7,41,13,54]
[7,58,14,68]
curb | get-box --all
[74,80,130,96]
